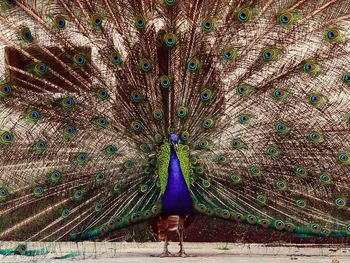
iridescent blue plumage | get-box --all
[161,148,193,216]
[161,133,193,216]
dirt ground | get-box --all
[0,242,349,263]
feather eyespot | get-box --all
[97,87,109,100]
[308,130,324,143]
[176,106,189,119]
[131,90,143,103]
[54,15,66,29]
[275,220,285,230]
[236,83,253,97]
[152,108,163,121]
[236,7,253,22]
[187,58,201,72]
[296,199,307,208]
[278,10,300,25]
[104,145,117,156]
[73,54,87,67]
[272,87,289,102]
[0,82,13,97]
[96,117,109,129]
[159,75,171,89]
[0,188,9,201]
[131,120,142,132]
[139,58,152,72]
[249,165,261,176]
[342,72,350,85]
[163,33,177,47]
[19,27,33,42]
[25,109,40,124]
[295,166,308,177]
[275,180,287,190]
[202,117,215,129]
[338,152,349,164]
[335,197,346,208]
[33,62,47,75]
[202,18,216,32]
[1,131,14,145]
[75,153,89,165]
[319,172,332,185]
[325,28,341,42]
[33,139,47,153]
[134,16,146,29]
[308,93,326,107]
[230,174,241,184]
[109,51,122,66]
[91,13,103,27]
[302,60,320,75]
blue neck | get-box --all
[161,149,193,216]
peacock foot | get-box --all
[151,250,173,257]
[176,250,188,257]
[159,251,173,257]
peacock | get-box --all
[0,0,350,258]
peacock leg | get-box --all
[176,217,188,257]
[158,218,173,257]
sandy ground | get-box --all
[0,242,349,263]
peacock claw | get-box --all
[158,251,173,257]
[176,250,188,257]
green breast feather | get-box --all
[157,143,191,194]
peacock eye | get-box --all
[342,72,350,84]
[131,120,142,132]
[304,63,312,71]
[327,31,335,39]
[34,63,48,75]
[310,133,318,139]
[239,12,247,21]
[114,56,120,63]
[280,15,289,24]
[58,20,65,27]
[164,0,175,6]
[4,84,10,93]
[73,54,87,67]
[224,51,232,59]
[339,155,346,161]
[135,17,146,29]
[19,27,33,42]
[97,88,109,100]
[268,147,275,154]
[187,58,201,72]
[163,33,177,47]
[54,15,66,29]
[274,90,281,96]
[263,51,271,60]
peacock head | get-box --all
[169,133,179,151]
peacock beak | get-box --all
[171,141,179,152]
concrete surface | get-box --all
[0,242,349,262]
